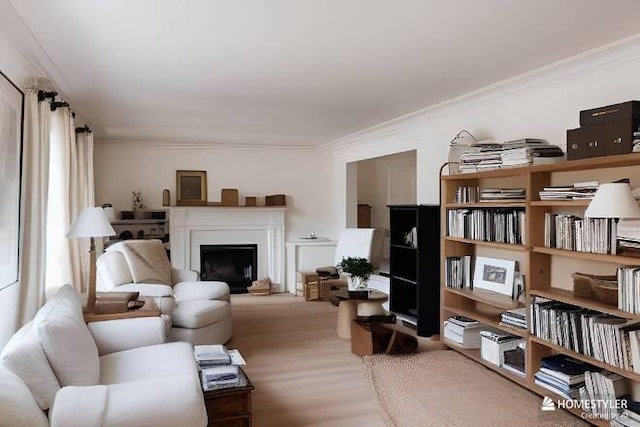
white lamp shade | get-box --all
[584,183,640,219]
[66,207,116,238]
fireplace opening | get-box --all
[200,244,257,294]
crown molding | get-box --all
[321,33,640,151]
[95,138,317,152]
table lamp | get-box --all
[584,182,640,219]
[66,207,116,313]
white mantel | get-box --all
[169,207,286,292]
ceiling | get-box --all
[9,0,640,147]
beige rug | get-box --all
[363,350,588,427]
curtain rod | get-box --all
[75,125,92,134]
[37,90,57,101]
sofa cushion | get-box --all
[173,281,230,302]
[0,321,61,410]
[97,251,134,289]
[108,240,172,285]
[34,285,100,387]
[0,366,49,427]
[172,299,231,329]
[99,341,197,385]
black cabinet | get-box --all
[388,204,440,337]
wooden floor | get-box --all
[227,293,387,427]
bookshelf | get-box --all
[440,153,640,425]
[388,205,440,337]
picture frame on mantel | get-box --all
[176,170,207,206]
[0,70,24,290]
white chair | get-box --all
[97,239,232,344]
[298,228,385,301]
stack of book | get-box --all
[479,330,524,368]
[538,181,599,200]
[444,255,472,290]
[612,409,640,426]
[544,213,617,255]
[618,266,640,315]
[447,208,526,244]
[617,219,640,256]
[534,354,595,401]
[531,297,640,370]
[443,316,484,349]
[194,345,246,391]
[580,370,630,420]
[478,188,526,202]
[500,307,527,330]
[458,139,564,172]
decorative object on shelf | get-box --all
[0,70,23,290]
[403,227,417,248]
[132,189,146,209]
[101,203,115,221]
[176,170,207,206]
[120,210,134,220]
[221,188,239,206]
[447,130,478,174]
[66,207,116,313]
[584,180,640,219]
[338,257,375,290]
[265,194,286,206]
[162,189,170,206]
[472,257,516,298]
[572,272,618,306]
[245,196,257,206]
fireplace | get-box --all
[169,207,285,293]
[200,244,258,294]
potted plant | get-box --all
[338,257,375,290]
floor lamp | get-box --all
[66,207,116,313]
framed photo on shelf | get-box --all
[473,257,516,297]
[176,170,207,206]
[0,71,24,290]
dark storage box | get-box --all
[606,120,636,156]
[580,101,640,126]
[585,124,607,158]
[566,128,586,160]
[265,194,286,206]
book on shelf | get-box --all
[444,255,473,290]
[538,181,599,201]
[543,213,617,255]
[447,208,525,244]
[500,307,527,330]
[443,317,488,349]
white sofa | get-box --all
[0,285,207,427]
[97,239,232,345]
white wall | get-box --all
[93,143,337,242]
[0,9,42,347]
[332,37,640,229]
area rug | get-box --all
[363,350,588,427]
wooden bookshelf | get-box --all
[440,153,640,425]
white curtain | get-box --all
[18,78,53,323]
[45,107,95,298]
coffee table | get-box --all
[202,367,254,426]
[335,289,388,339]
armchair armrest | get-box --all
[171,268,199,284]
[50,377,207,427]
[87,317,165,356]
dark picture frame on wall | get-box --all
[0,71,24,290]
[176,170,207,206]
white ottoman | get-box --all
[169,299,232,345]
[173,281,230,303]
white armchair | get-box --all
[0,285,207,427]
[97,240,232,344]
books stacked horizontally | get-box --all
[500,307,527,330]
[534,354,595,401]
[479,330,525,371]
[443,316,485,349]
[536,355,631,421]
[479,188,526,202]
[194,345,246,391]
[539,181,599,201]
[612,409,640,427]
[617,219,640,257]
[458,139,564,172]
[444,255,472,290]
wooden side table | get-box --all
[202,368,254,426]
[335,289,388,339]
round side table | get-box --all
[335,289,388,339]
